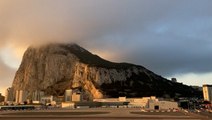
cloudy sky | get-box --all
[0,0,212,94]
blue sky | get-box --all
[0,0,212,94]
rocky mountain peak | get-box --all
[12,43,202,100]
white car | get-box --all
[140,109,147,112]
[184,110,189,113]
[195,109,201,113]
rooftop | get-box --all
[203,84,212,87]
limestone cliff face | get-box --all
[12,43,201,99]
[12,44,78,96]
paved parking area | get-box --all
[0,108,210,120]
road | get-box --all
[0,108,210,120]
[192,111,212,119]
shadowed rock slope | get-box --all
[12,43,201,99]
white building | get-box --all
[149,100,178,110]
[93,98,119,102]
[61,102,75,108]
[32,90,45,101]
[72,92,81,102]
[94,96,178,110]
[41,95,54,105]
[15,90,28,104]
[203,84,212,102]
[127,96,157,108]
[64,89,82,102]
[4,87,14,102]
[65,89,72,102]
[94,96,158,108]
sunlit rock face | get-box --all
[12,44,78,97]
[12,43,201,99]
